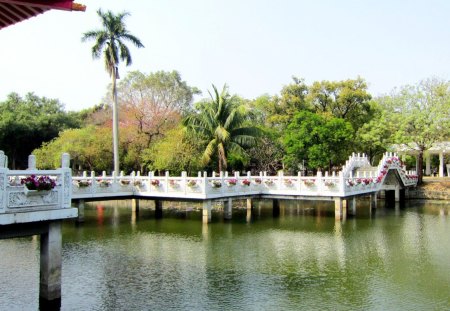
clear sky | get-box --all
[1,0,449,111]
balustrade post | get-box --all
[28,154,36,170]
[182,171,187,194]
[165,171,169,193]
[60,153,71,208]
[0,150,5,168]
[317,171,322,192]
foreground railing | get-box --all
[0,152,72,214]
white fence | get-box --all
[72,153,418,200]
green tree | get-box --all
[142,126,203,175]
[283,111,354,172]
[183,85,261,172]
[34,126,113,172]
[379,78,450,184]
[0,92,81,169]
[82,8,144,174]
[307,77,372,130]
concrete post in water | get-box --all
[349,197,356,216]
[370,193,378,209]
[334,198,343,220]
[132,198,140,213]
[77,200,85,223]
[40,221,62,301]
[155,200,163,219]
[395,186,400,202]
[224,198,232,220]
[246,198,252,210]
[273,199,280,217]
[203,200,212,223]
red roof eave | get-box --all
[0,0,85,29]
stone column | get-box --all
[224,198,232,220]
[439,152,444,177]
[334,198,343,220]
[132,198,140,213]
[40,221,62,301]
[77,200,85,223]
[370,193,378,209]
[202,200,212,223]
[395,186,400,202]
[348,197,356,216]
[155,200,163,219]
[425,154,431,176]
[272,199,280,217]
[246,198,252,223]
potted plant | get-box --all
[284,179,294,186]
[254,178,262,184]
[187,180,197,187]
[169,180,179,188]
[324,180,335,187]
[151,179,160,187]
[242,179,251,186]
[227,178,237,186]
[211,180,222,188]
[303,179,315,187]
[76,180,91,188]
[120,179,131,186]
[264,179,274,186]
[21,175,56,195]
[97,180,111,187]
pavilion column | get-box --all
[439,152,444,177]
[425,154,431,176]
[415,155,419,175]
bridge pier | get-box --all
[132,198,140,213]
[246,198,252,223]
[155,200,163,219]
[273,199,280,217]
[76,200,85,223]
[334,198,347,220]
[40,221,62,303]
[348,197,356,216]
[224,198,232,220]
[370,193,377,209]
[203,200,212,223]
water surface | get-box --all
[1,200,449,310]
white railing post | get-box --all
[60,153,71,208]
[28,154,36,170]
[165,171,169,193]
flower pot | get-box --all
[24,188,51,196]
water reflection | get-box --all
[0,199,449,310]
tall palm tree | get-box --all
[82,9,144,174]
[183,85,260,172]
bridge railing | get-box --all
[72,170,350,198]
[0,151,72,214]
[71,152,417,200]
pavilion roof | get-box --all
[391,141,450,154]
[0,0,85,30]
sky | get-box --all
[1,0,449,112]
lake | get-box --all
[1,199,449,310]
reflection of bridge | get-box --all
[0,150,417,303]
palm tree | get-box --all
[183,85,260,172]
[82,9,144,174]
